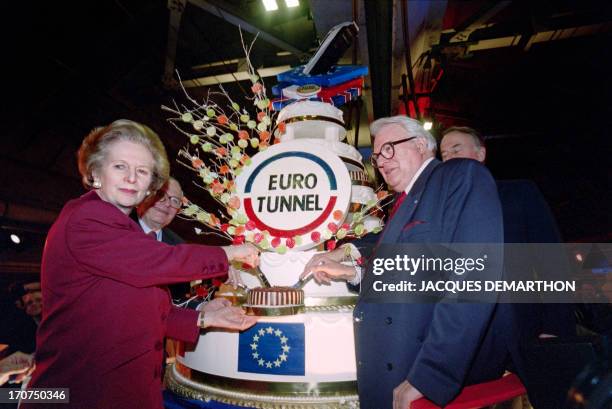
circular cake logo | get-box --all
[296,84,321,97]
[236,140,351,251]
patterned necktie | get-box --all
[388,192,407,220]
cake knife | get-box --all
[291,271,313,289]
[252,265,272,288]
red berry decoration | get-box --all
[327,222,338,233]
[286,237,295,248]
[311,231,321,242]
[326,240,337,251]
[196,286,208,298]
[271,237,281,248]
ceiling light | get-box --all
[423,121,433,131]
[262,0,278,11]
[10,234,21,244]
[285,0,299,7]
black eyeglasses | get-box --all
[158,193,182,209]
[369,137,417,167]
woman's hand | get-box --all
[201,297,231,312]
[200,305,257,331]
[226,265,245,289]
[223,243,260,268]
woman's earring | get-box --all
[146,190,151,196]
[93,180,101,189]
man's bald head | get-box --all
[440,126,486,163]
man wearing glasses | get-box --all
[136,177,188,299]
[303,116,507,409]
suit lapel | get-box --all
[379,159,440,244]
[359,160,440,299]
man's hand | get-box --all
[201,306,257,331]
[0,352,35,386]
[304,258,357,285]
[223,243,260,268]
[300,247,354,284]
[393,380,423,409]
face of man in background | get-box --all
[140,178,183,231]
[440,131,486,162]
[22,291,42,318]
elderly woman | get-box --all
[22,120,258,409]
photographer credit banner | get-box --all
[358,243,611,304]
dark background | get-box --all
[0,1,610,285]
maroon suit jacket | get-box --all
[23,191,228,409]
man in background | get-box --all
[441,126,576,409]
[136,177,190,300]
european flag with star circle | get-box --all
[238,323,305,375]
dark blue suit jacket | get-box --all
[131,212,190,300]
[497,180,576,409]
[496,180,574,338]
[353,158,505,408]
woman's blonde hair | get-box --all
[77,119,170,192]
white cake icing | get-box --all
[351,185,377,204]
[179,312,356,383]
[277,101,347,141]
[362,215,383,232]
[286,137,363,164]
[277,100,344,124]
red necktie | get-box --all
[148,231,158,241]
[388,192,407,219]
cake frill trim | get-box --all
[166,364,360,409]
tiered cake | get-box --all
[168,101,377,409]
[170,252,359,408]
